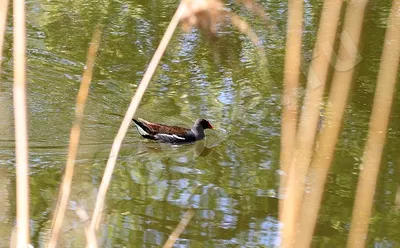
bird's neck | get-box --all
[191,125,205,140]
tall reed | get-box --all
[347,0,400,246]
[86,3,185,247]
[162,209,195,248]
[13,0,30,246]
[280,0,343,246]
[295,0,369,246]
[47,26,102,248]
[279,0,303,215]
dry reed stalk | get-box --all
[347,0,400,246]
[228,13,263,51]
[47,26,102,248]
[0,2,11,242]
[162,209,195,248]
[235,0,268,23]
[279,0,303,215]
[180,0,223,34]
[294,0,368,247]
[280,0,343,246]
[181,0,269,82]
[86,3,185,247]
[13,0,29,246]
[228,13,269,81]
[0,0,9,71]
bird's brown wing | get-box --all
[139,119,190,135]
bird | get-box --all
[132,118,213,144]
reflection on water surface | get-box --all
[0,0,399,247]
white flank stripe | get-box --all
[172,134,186,140]
[135,124,149,136]
[157,133,186,140]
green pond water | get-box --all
[0,0,399,247]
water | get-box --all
[0,0,399,247]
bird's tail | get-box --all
[132,119,152,136]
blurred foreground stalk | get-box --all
[13,0,30,246]
[347,0,400,247]
[47,26,102,248]
[280,0,343,246]
[163,209,195,248]
[86,3,185,247]
[279,0,303,216]
[295,0,369,247]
